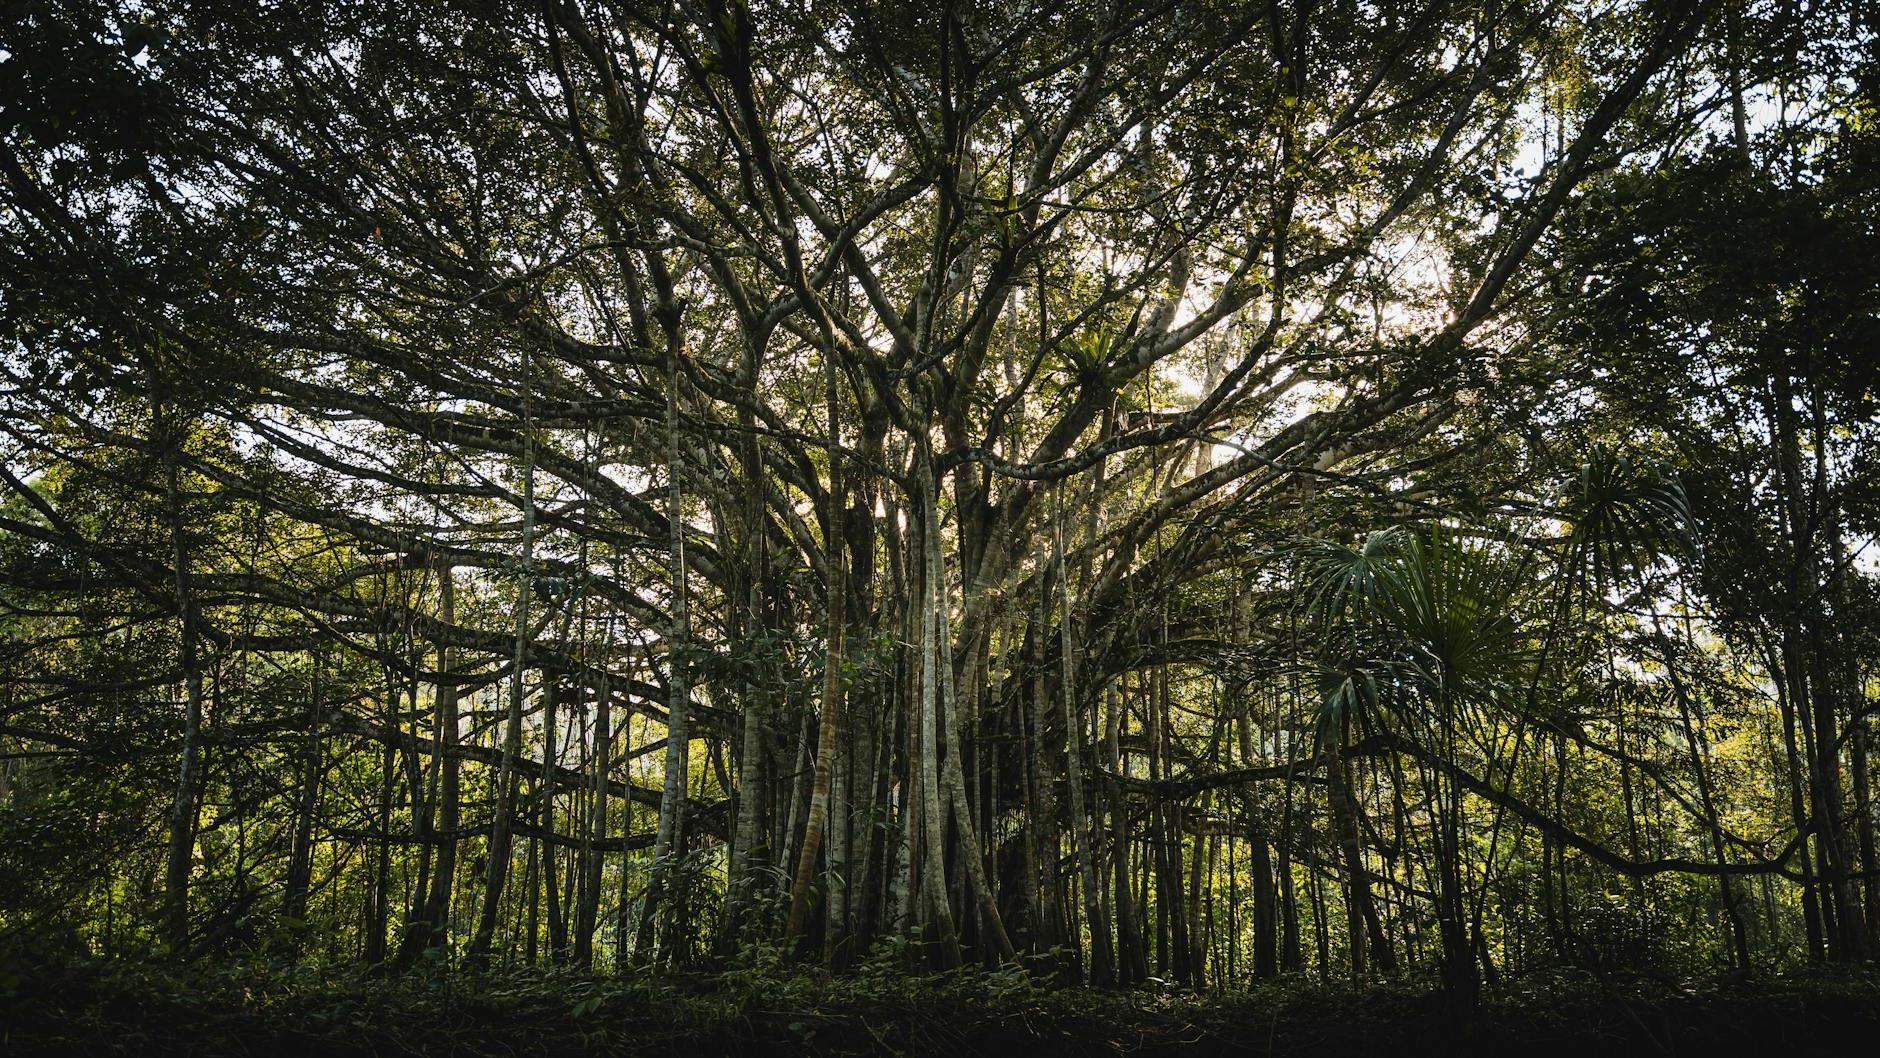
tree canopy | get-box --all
[2,0,1877,996]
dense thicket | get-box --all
[2,0,1877,1003]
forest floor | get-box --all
[5,954,1879,1057]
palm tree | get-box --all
[1294,523,1531,1002]
[1290,449,1697,998]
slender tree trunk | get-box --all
[720,368,771,944]
[1055,491,1111,984]
[614,664,640,973]
[467,357,537,971]
[399,568,459,966]
[575,670,611,968]
[1249,814,1278,979]
[823,717,852,965]
[915,469,960,965]
[364,669,396,966]
[1655,616,1751,970]
[283,651,322,932]
[1810,511,1866,959]
[639,342,692,961]
[1110,689,1147,984]
[160,402,207,958]
[784,340,846,950]
[540,681,567,961]
[1435,687,1477,1010]
[1026,569,1061,961]
[1854,705,1880,948]
[1325,736,1372,980]
[1767,380,1828,959]
[936,536,1015,961]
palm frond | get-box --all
[1565,447,1693,586]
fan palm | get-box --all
[1563,447,1693,594]
[1291,522,1532,995]
[1296,524,1532,715]
[1282,451,1691,994]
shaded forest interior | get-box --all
[4,0,1880,1050]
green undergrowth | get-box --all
[4,949,1879,1057]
